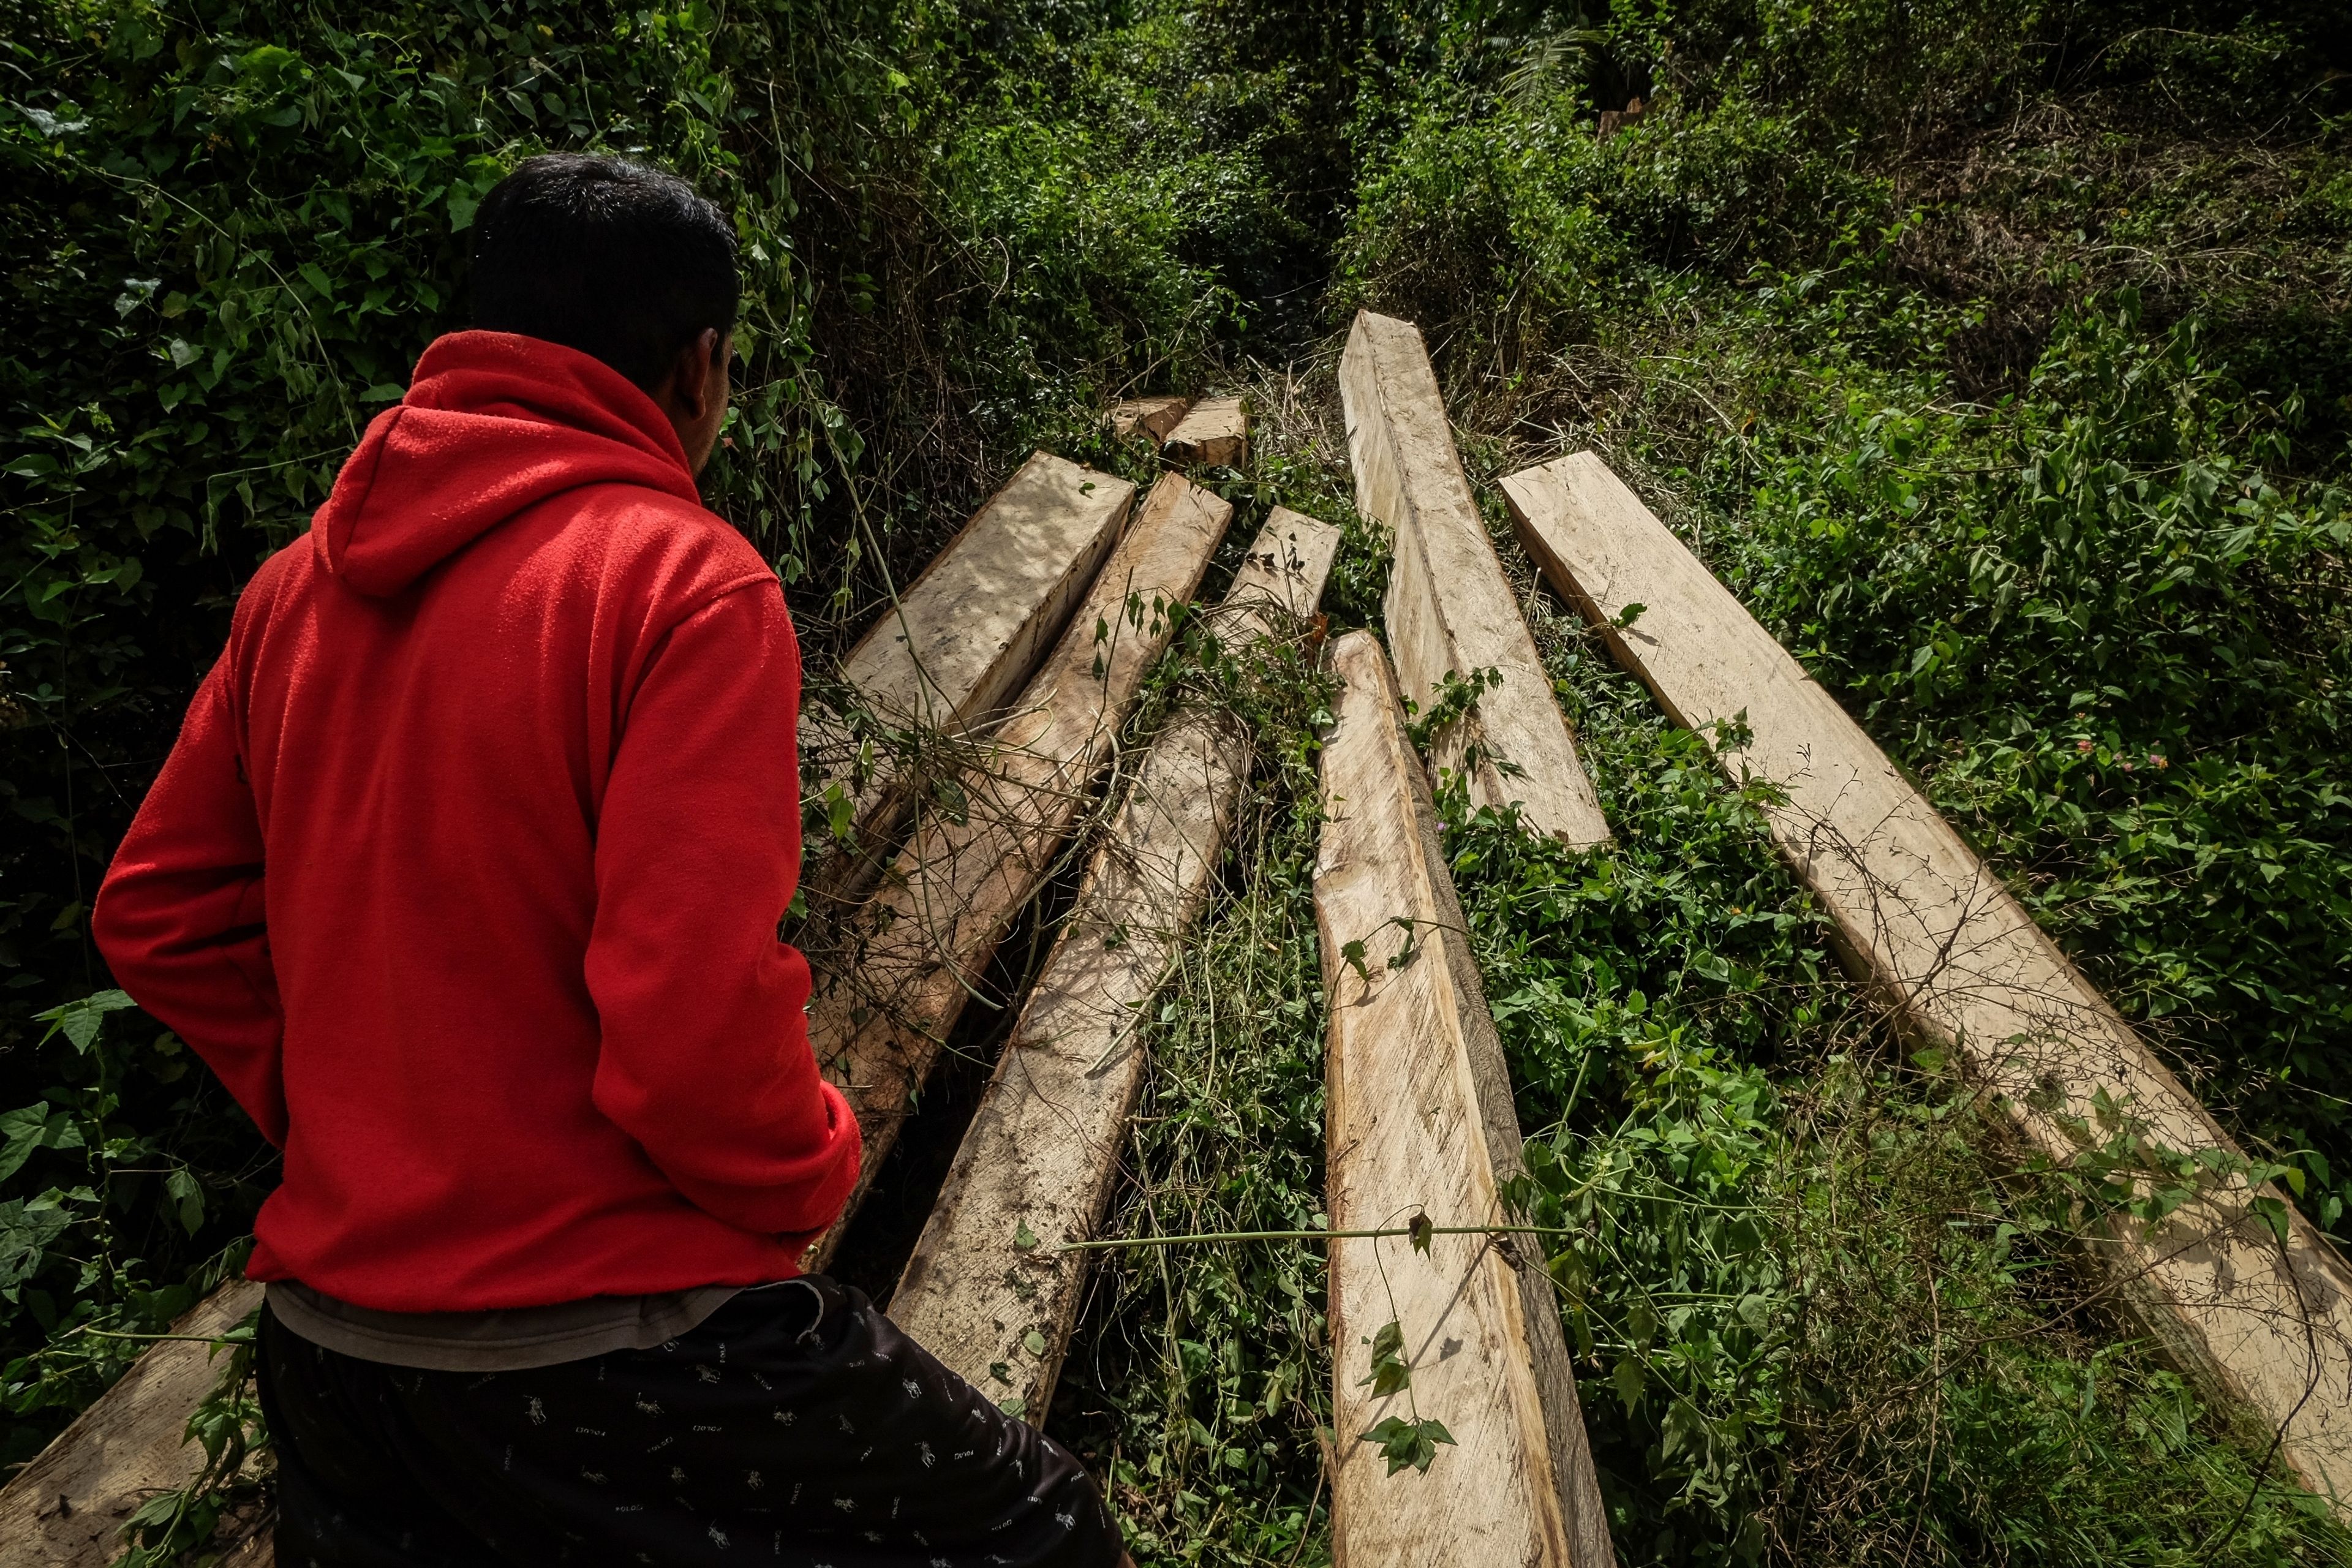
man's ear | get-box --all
[671,328,725,420]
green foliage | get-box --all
[1438,658,2351,1562]
[0,986,255,1467]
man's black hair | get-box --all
[470,154,739,393]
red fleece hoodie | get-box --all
[94,331,859,1311]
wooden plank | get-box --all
[803,472,1233,1268]
[0,1280,263,1568]
[1502,448,2352,1516]
[1315,630,1614,1567]
[1162,395,1248,467]
[891,507,1343,1417]
[1109,395,1191,444]
[804,451,1134,899]
[1338,310,1610,850]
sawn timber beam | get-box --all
[1502,447,2352,1517]
[1315,629,1614,1566]
[1338,310,1609,850]
[0,1279,267,1567]
[802,471,1232,1270]
[890,506,1343,1419]
[804,451,1133,901]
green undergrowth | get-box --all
[1339,0,2352,1238]
[1439,532,2352,1562]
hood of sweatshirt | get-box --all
[312,331,700,597]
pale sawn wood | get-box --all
[1337,311,1609,850]
[804,451,1134,900]
[1161,396,1248,467]
[1109,396,1191,444]
[1502,447,2352,1517]
[1315,630,1614,1567]
[890,507,1342,1417]
[0,1280,265,1568]
[802,472,1232,1270]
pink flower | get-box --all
[2076,738,2093,753]
[2120,760,2135,772]
[2150,753,2167,769]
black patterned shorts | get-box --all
[259,1276,1124,1567]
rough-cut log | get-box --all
[1161,396,1248,467]
[891,507,1343,1417]
[1502,448,2352,1517]
[805,451,1134,898]
[1338,310,1610,850]
[804,473,1233,1268]
[1315,630,1614,1567]
[1109,396,1191,444]
[0,1280,264,1568]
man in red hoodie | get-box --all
[96,154,1125,1567]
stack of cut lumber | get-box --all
[801,469,1233,1264]
[892,506,1342,1416]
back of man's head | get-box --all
[470,154,739,393]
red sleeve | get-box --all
[585,578,861,1238]
[91,663,288,1147]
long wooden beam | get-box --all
[803,472,1232,1268]
[891,507,1342,1418]
[1338,311,1610,850]
[1316,630,1614,1566]
[804,451,1134,899]
[0,1279,264,1566]
[1502,448,2352,1515]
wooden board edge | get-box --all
[1501,448,2352,1516]
[888,505,1344,1413]
[1317,628,1613,1565]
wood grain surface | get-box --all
[1504,447,2352,1517]
[805,450,1133,900]
[1336,311,1608,849]
[890,506,1341,1417]
[1316,629,1613,1566]
[0,1280,265,1568]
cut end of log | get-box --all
[1109,394,1191,444]
[1161,395,1247,467]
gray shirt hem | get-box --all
[264,1280,748,1372]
